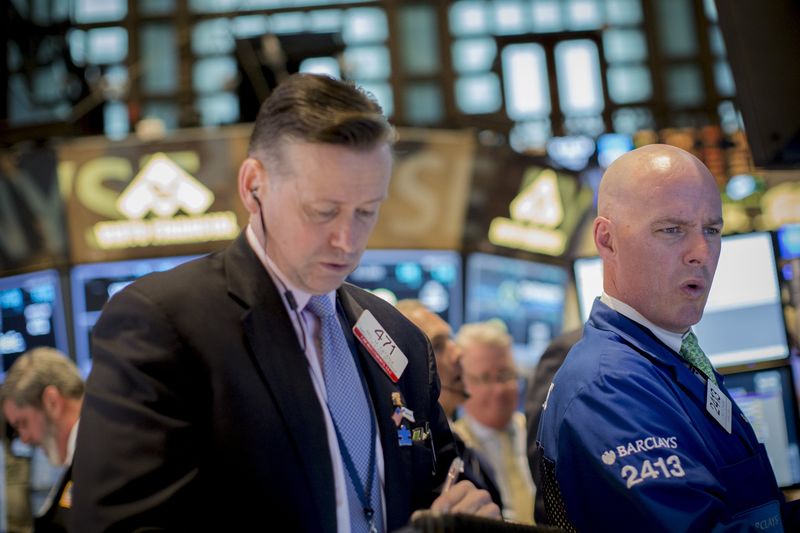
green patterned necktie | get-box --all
[680,331,717,385]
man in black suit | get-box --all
[2,348,84,533]
[71,73,499,532]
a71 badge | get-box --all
[354,310,409,383]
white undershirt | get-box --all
[246,225,386,532]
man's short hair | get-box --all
[1,348,84,408]
[247,73,395,169]
[456,320,513,351]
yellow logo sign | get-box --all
[509,169,564,227]
[489,167,568,256]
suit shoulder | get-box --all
[341,283,423,332]
[105,252,226,316]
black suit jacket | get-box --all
[70,234,456,532]
[35,465,72,533]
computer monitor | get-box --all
[723,364,800,488]
[70,255,201,374]
[0,269,69,382]
[465,253,568,369]
[698,232,789,367]
[573,255,603,323]
[347,249,462,329]
[571,232,790,368]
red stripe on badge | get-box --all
[354,327,400,382]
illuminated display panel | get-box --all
[573,255,603,323]
[572,232,789,368]
[466,253,567,369]
[724,365,800,488]
[0,269,69,382]
[347,249,462,330]
[777,223,800,259]
[70,255,201,374]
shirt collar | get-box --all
[66,419,79,465]
[600,292,689,353]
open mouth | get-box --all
[681,280,706,297]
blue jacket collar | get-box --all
[586,298,722,394]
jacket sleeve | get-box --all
[70,285,206,532]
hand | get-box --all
[427,480,501,519]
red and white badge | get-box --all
[353,310,409,383]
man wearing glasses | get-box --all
[453,320,535,524]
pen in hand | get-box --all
[442,457,464,494]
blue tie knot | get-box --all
[307,294,335,319]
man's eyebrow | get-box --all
[650,216,724,227]
[650,217,690,226]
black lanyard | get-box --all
[323,298,380,532]
[326,399,378,532]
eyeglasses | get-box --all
[463,369,518,387]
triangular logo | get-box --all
[509,168,563,228]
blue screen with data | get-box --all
[0,269,69,382]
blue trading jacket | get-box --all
[537,299,795,532]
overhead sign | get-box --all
[368,129,474,249]
[489,166,584,256]
[58,125,251,263]
[90,152,237,251]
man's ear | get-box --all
[593,216,615,257]
[41,385,63,419]
[238,158,266,214]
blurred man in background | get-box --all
[395,299,467,419]
[2,347,84,533]
[454,320,535,524]
[524,327,582,522]
[396,299,502,507]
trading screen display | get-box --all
[466,253,567,369]
[0,269,69,382]
[347,249,462,329]
[573,232,789,368]
[697,232,789,367]
[725,365,800,488]
[70,255,200,373]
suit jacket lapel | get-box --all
[338,286,413,530]
[225,234,337,533]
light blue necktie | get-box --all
[306,295,382,533]
[680,331,717,385]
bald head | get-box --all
[598,144,717,221]
[593,144,723,333]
